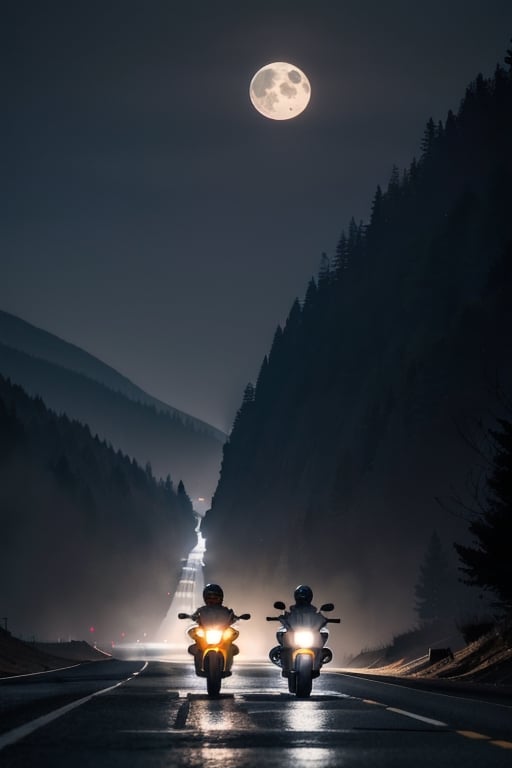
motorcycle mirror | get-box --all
[273,601,286,610]
[320,603,335,612]
[239,613,251,620]
[178,612,191,619]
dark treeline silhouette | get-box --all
[204,47,512,654]
[455,414,512,614]
[0,340,224,502]
[0,374,196,642]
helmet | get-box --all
[294,584,313,605]
[203,583,224,605]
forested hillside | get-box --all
[0,331,225,503]
[0,375,196,643]
[204,53,512,655]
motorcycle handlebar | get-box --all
[267,615,340,622]
[179,612,251,622]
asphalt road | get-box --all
[1,658,511,767]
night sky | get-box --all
[3,1,512,432]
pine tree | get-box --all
[414,531,453,623]
[369,185,383,231]
[302,278,318,315]
[454,418,512,614]
[332,230,347,277]
[164,474,174,494]
[506,37,512,72]
[387,164,400,196]
[177,479,194,514]
[284,298,302,333]
[347,217,364,265]
[230,382,256,434]
[317,252,330,288]
[420,117,436,162]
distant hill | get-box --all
[0,311,226,503]
[0,310,225,441]
[204,52,512,656]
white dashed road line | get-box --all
[0,662,147,751]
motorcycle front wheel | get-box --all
[205,650,223,697]
[295,653,313,698]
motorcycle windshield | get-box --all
[195,605,233,627]
[286,610,325,630]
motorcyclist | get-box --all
[191,583,235,624]
[188,583,238,674]
[270,585,327,665]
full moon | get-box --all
[249,62,311,121]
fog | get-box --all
[0,409,195,646]
[0,445,472,660]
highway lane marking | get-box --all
[490,740,512,749]
[362,697,446,726]
[0,662,148,752]
[364,704,512,751]
[344,674,512,749]
[0,662,82,681]
[385,707,447,727]
[456,731,512,750]
[337,672,512,709]
[120,693,512,751]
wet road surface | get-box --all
[1,659,512,767]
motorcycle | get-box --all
[267,600,340,697]
[178,607,251,696]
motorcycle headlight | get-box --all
[205,628,223,645]
[294,630,315,648]
[222,627,236,641]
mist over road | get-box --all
[1,659,511,767]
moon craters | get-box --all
[249,62,311,121]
